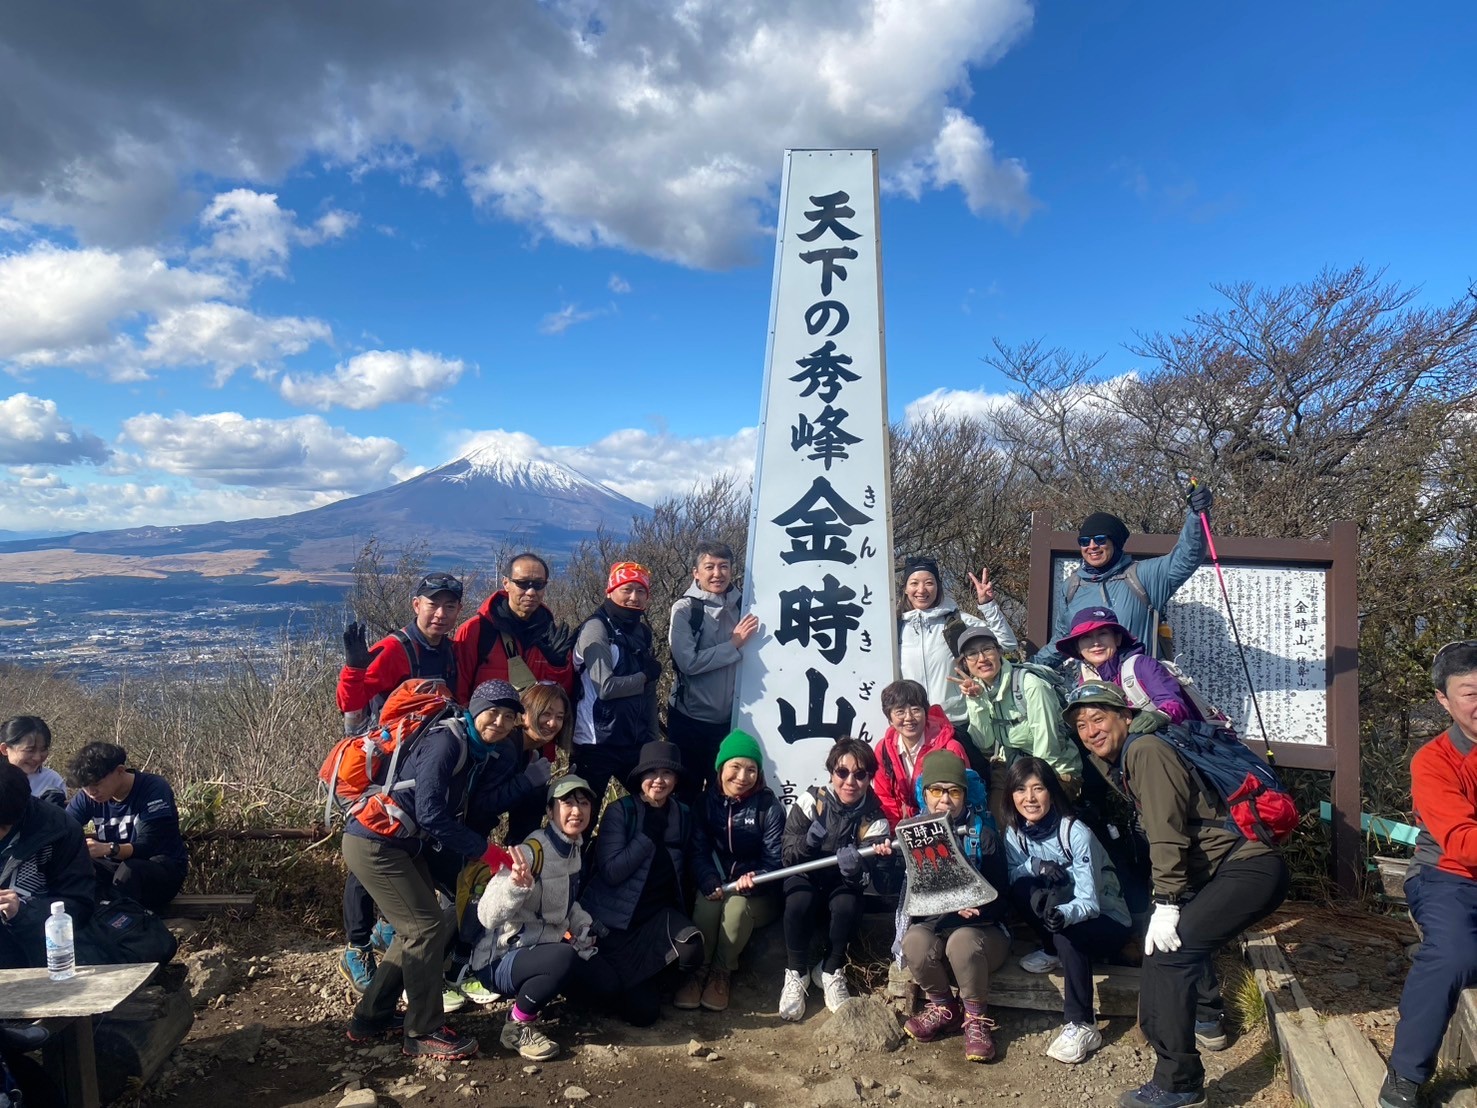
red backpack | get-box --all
[319,678,463,837]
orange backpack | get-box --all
[319,678,464,837]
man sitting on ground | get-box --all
[1379,641,1477,1108]
[0,761,94,968]
[64,742,188,913]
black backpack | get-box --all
[76,897,179,967]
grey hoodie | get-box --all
[667,582,743,724]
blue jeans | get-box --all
[1390,866,1477,1083]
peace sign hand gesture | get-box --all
[966,567,996,605]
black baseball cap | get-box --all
[415,572,464,599]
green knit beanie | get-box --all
[714,729,764,773]
[919,749,967,791]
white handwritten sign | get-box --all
[1052,558,1329,745]
[734,150,898,805]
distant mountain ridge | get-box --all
[0,443,649,579]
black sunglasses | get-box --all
[832,766,871,782]
[1077,534,1112,548]
[508,578,548,592]
[417,573,464,596]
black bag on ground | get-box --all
[76,897,178,966]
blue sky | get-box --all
[1,1,1473,532]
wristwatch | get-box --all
[1151,892,1180,907]
[109,841,121,859]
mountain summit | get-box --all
[0,442,649,577]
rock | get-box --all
[563,1088,590,1101]
[860,1077,879,1090]
[1330,971,1360,989]
[687,1038,707,1057]
[399,1086,426,1099]
[165,918,201,941]
[705,1051,722,1062]
[182,946,237,1006]
[213,1022,266,1063]
[813,996,902,1057]
[522,1066,541,1075]
[336,1091,378,1108]
[811,1076,860,1105]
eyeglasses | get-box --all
[832,766,872,782]
[962,646,999,660]
[889,706,926,719]
[923,785,965,801]
[508,578,548,592]
[1077,534,1111,548]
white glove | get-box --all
[1144,903,1182,956]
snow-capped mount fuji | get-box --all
[0,443,650,577]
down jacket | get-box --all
[582,794,722,931]
[701,782,784,884]
[0,797,95,966]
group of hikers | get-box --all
[2,484,1473,1108]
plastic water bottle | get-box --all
[45,901,75,981]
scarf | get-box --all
[1019,807,1063,844]
[600,597,646,632]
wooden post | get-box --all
[1327,520,1363,896]
[43,1017,100,1108]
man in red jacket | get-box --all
[334,571,465,994]
[453,552,577,702]
[1381,640,1477,1108]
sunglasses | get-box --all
[923,784,965,801]
[1077,534,1112,547]
[1064,684,1124,708]
[508,578,548,592]
[832,766,872,782]
[417,573,464,596]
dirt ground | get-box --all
[125,912,1301,1108]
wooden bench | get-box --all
[0,962,158,1108]
[163,892,258,919]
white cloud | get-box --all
[118,410,404,491]
[140,303,333,382]
[538,303,604,335]
[608,274,632,294]
[278,349,467,410]
[0,393,110,465]
[0,1,1036,268]
[197,189,358,274]
[904,386,1016,425]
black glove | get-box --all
[805,815,830,852]
[1043,907,1067,933]
[342,623,381,670]
[1029,885,1054,921]
[523,756,552,788]
[836,844,863,880]
[1186,483,1213,514]
[641,801,668,842]
[642,656,664,683]
[1033,859,1070,888]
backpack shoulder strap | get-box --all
[475,614,499,669]
[1119,655,1152,709]
[525,837,545,877]
[1057,816,1075,864]
[391,629,418,677]
[1010,665,1028,717]
[1122,561,1149,607]
[1064,575,1082,606]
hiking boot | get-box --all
[820,969,851,1012]
[673,969,705,1010]
[1193,1017,1229,1051]
[1116,1081,1207,1108]
[369,919,395,954]
[1378,1068,1420,1108]
[338,944,376,994]
[450,965,499,1006]
[500,1017,559,1061]
[1046,1021,1103,1064]
[345,1012,404,1042]
[1019,948,1061,974]
[778,969,808,1021]
[403,1025,478,1061]
[962,1011,998,1063]
[904,999,961,1043]
[700,967,731,1012]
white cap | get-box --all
[51,901,65,914]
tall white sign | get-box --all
[734,149,898,807]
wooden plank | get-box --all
[164,892,258,919]
[1323,1016,1387,1108]
[987,959,1141,1017]
[1244,930,1363,1108]
[42,1016,100,1108]
[1438,986,1477,1069]
[0,963,157,1019]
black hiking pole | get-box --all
[1188,479,1275,766]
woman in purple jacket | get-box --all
[1055,607,1194,724]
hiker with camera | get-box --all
[953,625,1082,829]
[1379,641,1477,1108]
[1034,485,1213,669]
[1066,680,1290,1108]
[667,540,760,806]
[1002,756,1131,1066]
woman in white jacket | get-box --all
[898,556,1019,741]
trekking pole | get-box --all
[1188,478,1275,765]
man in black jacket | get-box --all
[0,761,94,968]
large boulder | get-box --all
[812,995,902,1056]
[182,945,237,1006]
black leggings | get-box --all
[478,944,647,1024]
[783,873,864,974]
[504,942,579,1017]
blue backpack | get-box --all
[1120,720,1297,846]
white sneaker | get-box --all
[1045,1022,1103,1064]
[820,969,852,1012]
[778,969,808,1021]
[1019,948,1062,974]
